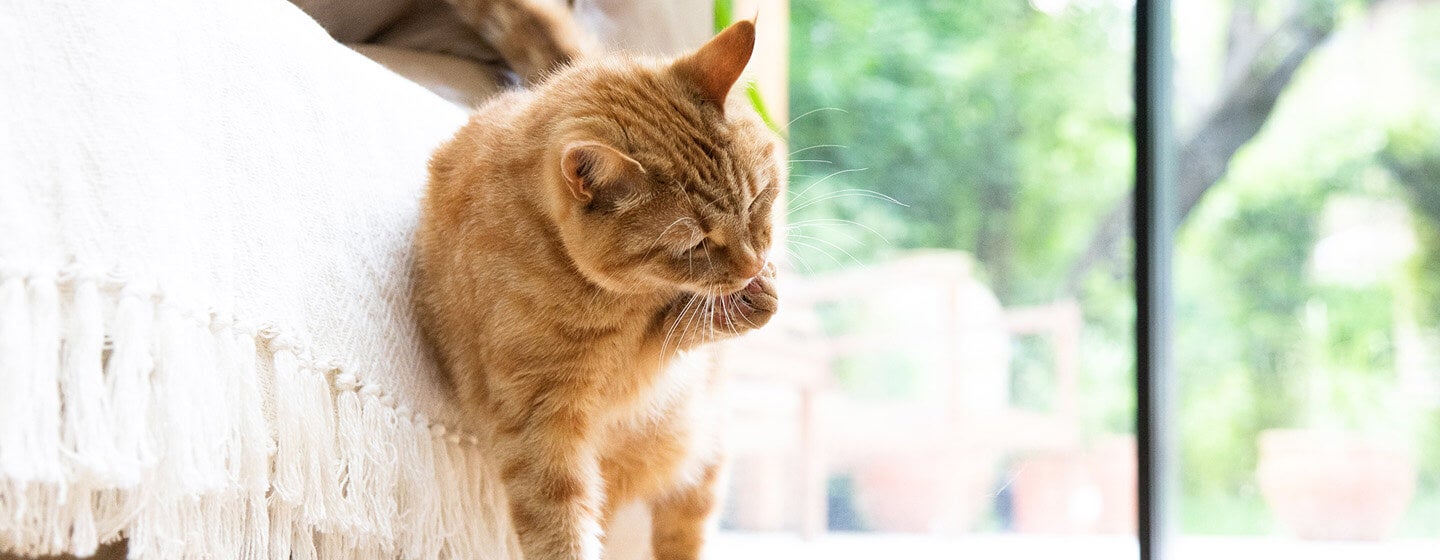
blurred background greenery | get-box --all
[784,0,1440,537]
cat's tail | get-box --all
[445,0,593,85]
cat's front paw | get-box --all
[714,264,777,334]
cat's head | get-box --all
[545,20,783,297]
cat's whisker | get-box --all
[786,168,868,206]
[782,247,816,274]
[662,294,701,355]
[786,222,869,247]
[792,188,907,208]
[700,246,715,272]
[784,107,848,132]
[675,295,702,337]
[679,294,709,351]
[789,143,848,156]
[705,296,717,339]
[715,296,730,335]
[786,159,834,165]
[688,295,711,346]
[670,293,696,328]
[700,197,730,216]
[725,292,757,331]
[583,285,608,314]
[682,295,709,352]
[719,295,738,332]
[786,233,867,269]
[787,189,908,214]
[786,239,845,268]
[717,292,737,326]
[688,296,711,344]
[716,294,732,330]
[643,217,699,260]
[682,186,733,218]
[786,218,891,244]
[705,296,718,342]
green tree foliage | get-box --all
[787,0,1131,303]
[1170,0,1440,533]
[790,0,1440,536]
[1385,121,1440,326]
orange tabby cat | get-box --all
[414,20,782,560]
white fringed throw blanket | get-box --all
[0,0,520,557]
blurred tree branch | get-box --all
[1382,126,1440,325]
[1065,0,1392,293]
[1223,0,1262,86]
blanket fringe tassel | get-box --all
[0,268,505,559]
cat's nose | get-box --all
[738,253,766,279]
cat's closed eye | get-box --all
[749,184,779,211]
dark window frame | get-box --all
[1135,1,1175,559]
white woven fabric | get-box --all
[0,0,721,556]
[0,0,518,557]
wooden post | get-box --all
[798,386,825,539]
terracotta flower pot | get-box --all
[1011,450,1099,533]
[1256,429,1417,540]
[1011,435,1136,534]
[852,448,999,533]
[1090,435,1138,534]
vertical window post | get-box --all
[1136,0,1176,559]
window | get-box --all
[719,0,1137,556]
[714,0,1440,559]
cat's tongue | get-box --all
[743,278,764,293]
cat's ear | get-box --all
[560,141,646,209]
[672,19,756,112]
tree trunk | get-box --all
[1063,2,1386,293]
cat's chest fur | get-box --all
[516,292,723,489]
[511,286,718,451]
[512,287,692,413]
[480,279,682,391]
[599,349,725,498]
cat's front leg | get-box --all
[494,399,604,560]
[649,460,725,560]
